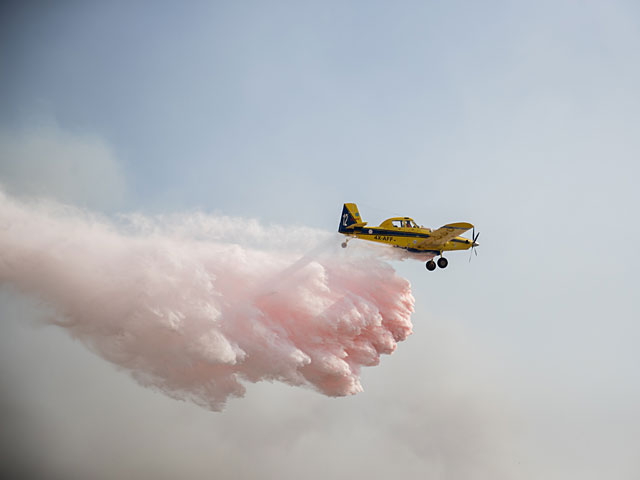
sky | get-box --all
[1,1,640,479]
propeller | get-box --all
[469,227,480,262]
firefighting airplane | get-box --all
[338,203,479,271]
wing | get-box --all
[417,222,473,248]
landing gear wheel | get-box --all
[426,260,436,271]
[437,257,448,269]
[341,242,348,248]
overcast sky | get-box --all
[1,2,639,479]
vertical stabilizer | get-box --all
[338,203,363,233]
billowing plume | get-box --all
[0,192,414,410]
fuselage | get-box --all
[345,217,473,254]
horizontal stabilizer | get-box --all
[342,221,367,229]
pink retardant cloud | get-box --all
[0,191,414,411]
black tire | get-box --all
[437,257,448,269]
[341,242,348,248]
[426,260,436,271]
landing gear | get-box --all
[426,257,448,271]
[341,242,348,248]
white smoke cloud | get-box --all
[0,191,414,410]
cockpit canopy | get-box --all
[380,217,419,229]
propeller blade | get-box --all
[468,228,480,262]
[469,228,480,262]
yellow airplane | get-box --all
[338,203,479,271]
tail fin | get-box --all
[338,203,364,233]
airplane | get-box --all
[338,203,479,271]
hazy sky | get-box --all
[1,2,639,479]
